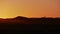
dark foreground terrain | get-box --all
[0,24,60,34]
[0,16,60,34]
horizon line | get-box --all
[0,16,60,19]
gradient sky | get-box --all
[0,0,60,18]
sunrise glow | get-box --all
[0,0,60,18]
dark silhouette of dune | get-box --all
[0,16,60,24]
[0,16,60,33]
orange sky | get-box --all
[0,0,60,18]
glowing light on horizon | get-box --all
[0,0,60,18]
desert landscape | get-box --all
[0,16,60,33]
[0,0,60,34]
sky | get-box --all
[0,0,60,18]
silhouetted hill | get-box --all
[14,16,28,19]
[0,16,60,33]
[0,16,60,24]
